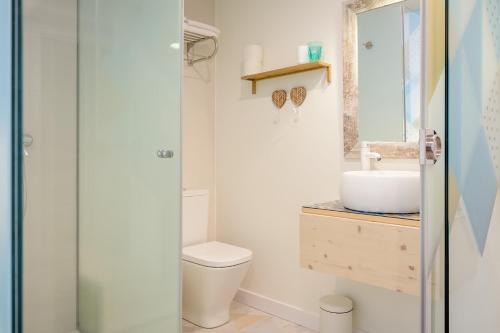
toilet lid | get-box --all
[182,241,252,268]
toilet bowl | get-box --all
[182,190,252,328]
[182,241,252,328]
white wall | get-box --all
[214,1,419,332]
[185,0,214,25]
[183,0,217,240]
[23,1,77,332]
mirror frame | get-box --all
[343,0,419,159]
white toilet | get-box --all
[182,189,252,328]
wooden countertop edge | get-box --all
[301,207,420,228]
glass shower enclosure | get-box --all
[77,1,182,331]
[6,0,183,332]
[420,0,446,332]
[1,0,15,330]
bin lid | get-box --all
[320,295,353,313]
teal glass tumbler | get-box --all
[307,42,323,61]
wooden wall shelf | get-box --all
[241,61,332,94]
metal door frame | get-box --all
[419,0,449,332]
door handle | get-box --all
[157,150,174,159]
[420,129,442,165]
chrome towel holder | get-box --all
[183,18,219,66]
[184,32,218,65]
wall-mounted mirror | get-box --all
[343,0,420,158]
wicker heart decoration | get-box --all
[290,86,307,107]
[272,90,287,109]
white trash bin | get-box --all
[319,295,353,333]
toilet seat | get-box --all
[182,241,252,268]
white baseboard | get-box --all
[235,288,366,333]
[235,288,320,331]
[69,294,364,333]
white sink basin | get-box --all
[340,170,420,214]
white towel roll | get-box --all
[243,44,263,62]
[242,44,263,75]
[243,60,263,76]
[297,45,309,64]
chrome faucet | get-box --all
[360,141,381,170]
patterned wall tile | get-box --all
[448,0,478,57]
[450,0,500,254]
[426,0,446,101]
[449,0,500,328]
[448,172,460,224]
[462,131,497,254]
[483,68,500,185]
[449,51,482,190]
[486,0,500,59]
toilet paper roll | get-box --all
[242,60,263,76]
[243,44,263,63]
[242,45,264,75]
[297,45,309,64]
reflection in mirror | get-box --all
[358,3,406,142]
[403,2,421,142]
[358,1,420,142]
[343,0,421,158]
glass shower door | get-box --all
[420,0,446,332]
[2,0,21,331]
[1,0,14,331]
[78,0,182,332]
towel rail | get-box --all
[184,34,218,65]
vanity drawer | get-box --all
[299,213,419,295]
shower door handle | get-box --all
[419,129,442,165]
[157,149,174,159]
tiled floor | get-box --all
[182,302,316,333]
